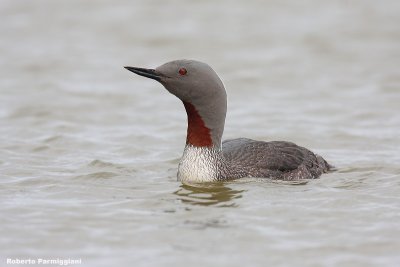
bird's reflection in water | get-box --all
[174,182,245,207]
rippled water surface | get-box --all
[1,1,400,266]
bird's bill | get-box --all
[124,66,164,81]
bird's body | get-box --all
[222,138,330,180]
[125,59,331,183]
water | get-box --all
[1,1,400,266]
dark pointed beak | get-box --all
[124,66,163,82]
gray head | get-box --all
[125,59,227,148]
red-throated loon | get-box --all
[125,60,331,183]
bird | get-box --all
[124,59,332,183]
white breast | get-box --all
[177,145,221,183]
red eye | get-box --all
[179,68,187,75]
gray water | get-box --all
[1,1,400,267]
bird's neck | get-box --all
[182,101,225,149]
[177,101,226,182]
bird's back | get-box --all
[222,138,331,180]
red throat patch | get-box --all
[183,101,213,147]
